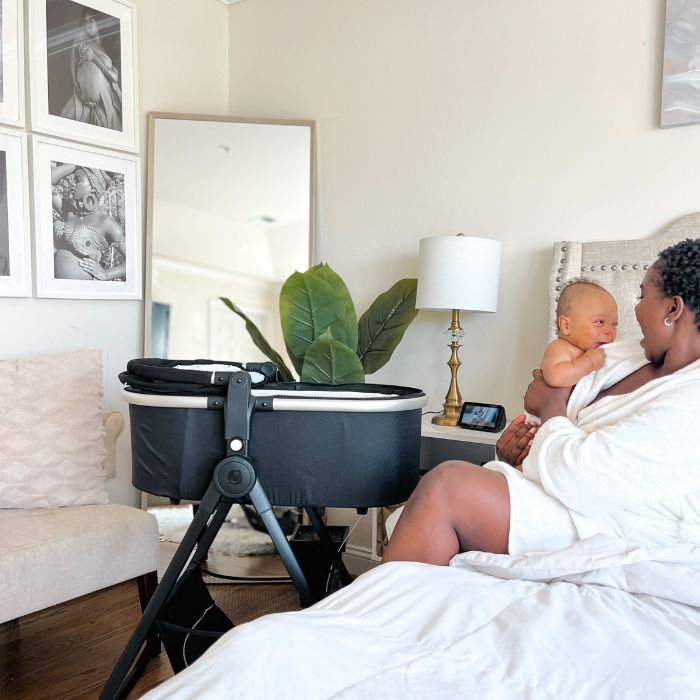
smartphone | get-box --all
[458,402,506,433]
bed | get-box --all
[141,215,700,699]
[143,537,700,699]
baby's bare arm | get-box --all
[541,339,605,387]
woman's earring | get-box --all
[81,192,98,214]
[664,317,673,327]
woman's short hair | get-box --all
[657,238,700,332]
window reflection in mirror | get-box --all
[146,114,315,364]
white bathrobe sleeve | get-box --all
[521,372,700,516]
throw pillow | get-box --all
[0,349,109,508]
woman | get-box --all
[60,9,122,131]
[384,238,700,564]
[52,162,126,282]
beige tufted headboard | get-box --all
[547,212,700,342]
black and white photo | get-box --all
[0,0,24,127]
[0,127,30,296]
[51,160,126,281]
[33,135,141,299]
[661,0,700,127]
[29,0,137,151]
[46,0,122,131]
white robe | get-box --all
[490,338,700,552]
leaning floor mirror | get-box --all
[145,112,315,363]
[143,113,315,514]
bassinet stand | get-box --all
[100,371,351,700]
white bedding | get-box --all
[143,535,700,699]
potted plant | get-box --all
[221,263,418,384]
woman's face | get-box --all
[72,168,92,201]
[635,263,670,364]
[81,14,99,38]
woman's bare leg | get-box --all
[382,460,510,565]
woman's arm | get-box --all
[83,44,119,83]
[524,369,571,422]
[522,380,700,515]
[78,258,125,281]
[52,163,76,185]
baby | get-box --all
[541,280,618,387]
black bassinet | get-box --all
[121,358,426,507]
[103,358,426,700]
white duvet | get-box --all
[143,535,700,699]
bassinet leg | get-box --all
[305,507,353,588]
[100,482,231,700]
[248,481,316,608]
[136,570,160,657]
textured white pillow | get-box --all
[0,349,108,508]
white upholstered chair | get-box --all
[0,351,160,627]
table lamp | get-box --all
[416,234,501,426]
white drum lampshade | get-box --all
[416,235,501,312]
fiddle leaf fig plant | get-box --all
[220,263,418,384]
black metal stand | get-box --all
[100,372,351,700]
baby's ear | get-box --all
[558,315,571,336]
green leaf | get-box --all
[308,264,358,352]
[279,269,355,364]
[301,329,365,384]
[219,297,295,382]
[357,278,419,374]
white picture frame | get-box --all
[32,134,141,299]
[0,0,25,127]
[28,0,138,152]
[0,128,30,296]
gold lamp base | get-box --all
[431,308,463,427]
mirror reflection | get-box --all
[146,114,314,363]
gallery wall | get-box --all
[226,0,700,419]
[0,0,230,506]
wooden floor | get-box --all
[0,544,294,699]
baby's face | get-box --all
[559,288,618,351]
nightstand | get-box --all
[420,414,502,470]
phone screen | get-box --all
[459,403,502,430]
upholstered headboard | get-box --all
[547,212,700,341]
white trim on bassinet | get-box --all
[121,388,427,413]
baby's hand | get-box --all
[585,347,606,371]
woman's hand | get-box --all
[78,258,107,280]
[496,414,537,468]
[524,369,571,422]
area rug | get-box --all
[150,504,276,556]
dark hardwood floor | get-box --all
[0,544,295,699]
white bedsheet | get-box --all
[143,536,700,699]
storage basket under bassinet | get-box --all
[120,358,427,508]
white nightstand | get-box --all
[420,414,502,471]
[338,414,504,575]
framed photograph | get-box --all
[661,0,700,128]
[0,128,30,296]
[32,134,141,299]
[28,0,138,152]
[0,0,25,127]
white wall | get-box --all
[0,0,229,506]
[227,0,700,419]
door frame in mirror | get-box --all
[144,111,316,356]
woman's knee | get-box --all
[412,460,480,504]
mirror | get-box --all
[145,113,315,363]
